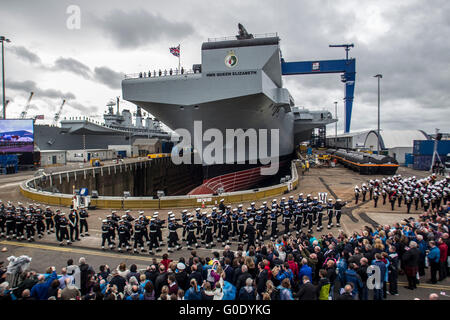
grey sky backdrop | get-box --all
[0,0,449,135]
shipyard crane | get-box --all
[19,92,35,119]
[52,99,66,125]
[281,43,356,133]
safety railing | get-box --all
[207,32,278,42]
[124,68,200,80]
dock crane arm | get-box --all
[20,92,35,119]
[52,99,66,125]
[281,44,356,133]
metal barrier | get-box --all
[20,160,299,209]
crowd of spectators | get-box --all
[0,199,448,301]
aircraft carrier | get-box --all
[34,98,171,151]
[122,25,335,195]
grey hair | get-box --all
[79,257,86,264]
[409,241,418,248]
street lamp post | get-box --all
[1,36,11,119]
[374,74,383,154]
[334,101,338,146]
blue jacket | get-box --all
[276,269,294,283]
[277,285,294,300]
[184,285,202,300]
[298,265,312,282]
[372,260,387,284]
[344,269,363,295]
[428,246,440,264]
[417,240,428,257]
[126,293,144,300]
[31,271,58,300]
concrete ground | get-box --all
[1,163,449,300]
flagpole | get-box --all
[178,43,181,72]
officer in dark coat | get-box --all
[101,219,114,250]
[68,209,80,242]
[245,218,256,250]
[34,208,45,238]
[79,206,89,237]
[167,212,183,251]
[149,218,161,255]
[25,213,35,242]
[327,199,334,229]
[59,213,71,246]
[117,219,131,252]
[204,214,214,248]
[44,206,55,234]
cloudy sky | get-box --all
[0,0,449,135]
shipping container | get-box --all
[413,140,450,156]
[413,154,448,171]
[404,153,414,167]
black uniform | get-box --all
[101,222,114,249]
[244,221,256,251]
[327,202,334,229]
[0,209,6,237]
[149,221,161,253]
[34,211,45,237]
[334,201,346,226]
[15,213,25,240]
[117,223,131,252]
[59,216,70,245]
[271,211,281,239]
[44,209,55,234]
[237,215,246,242]
[25,215,35,241]
[316,203,324,231]
[79,209,89,236]
[220,215,230,246]
[373,192,379,208]
[68,211,80,242]
[5,211,15,239]
[204,218,214,248]
[186,221,198,249]
[133,222,145,252]
[282,210,291,235]
[168,220,183,251]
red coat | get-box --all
[161,258,172,271]
[287,260,299,279]
[439,243,448,263]
[264,265,272,280]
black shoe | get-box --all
[403,286,413,290]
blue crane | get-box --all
[281,44,356,133]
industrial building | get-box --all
[108,145,139,158]
[40,150,67,166]
[66,149,117,162]
[133,138,162,156]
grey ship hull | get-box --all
[123,34,296,194]
[35,125,142,151]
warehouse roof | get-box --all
[365,130,429,149]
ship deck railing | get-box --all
[207,32,278,42]
[61,117,170,135]
[124,68,199,80]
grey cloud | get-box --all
[7,80,76,100]
[93,66,123,89]
[10,46,41,64]
[95,9,195,48]
[53,57,92,79]
[67,101,100,114]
